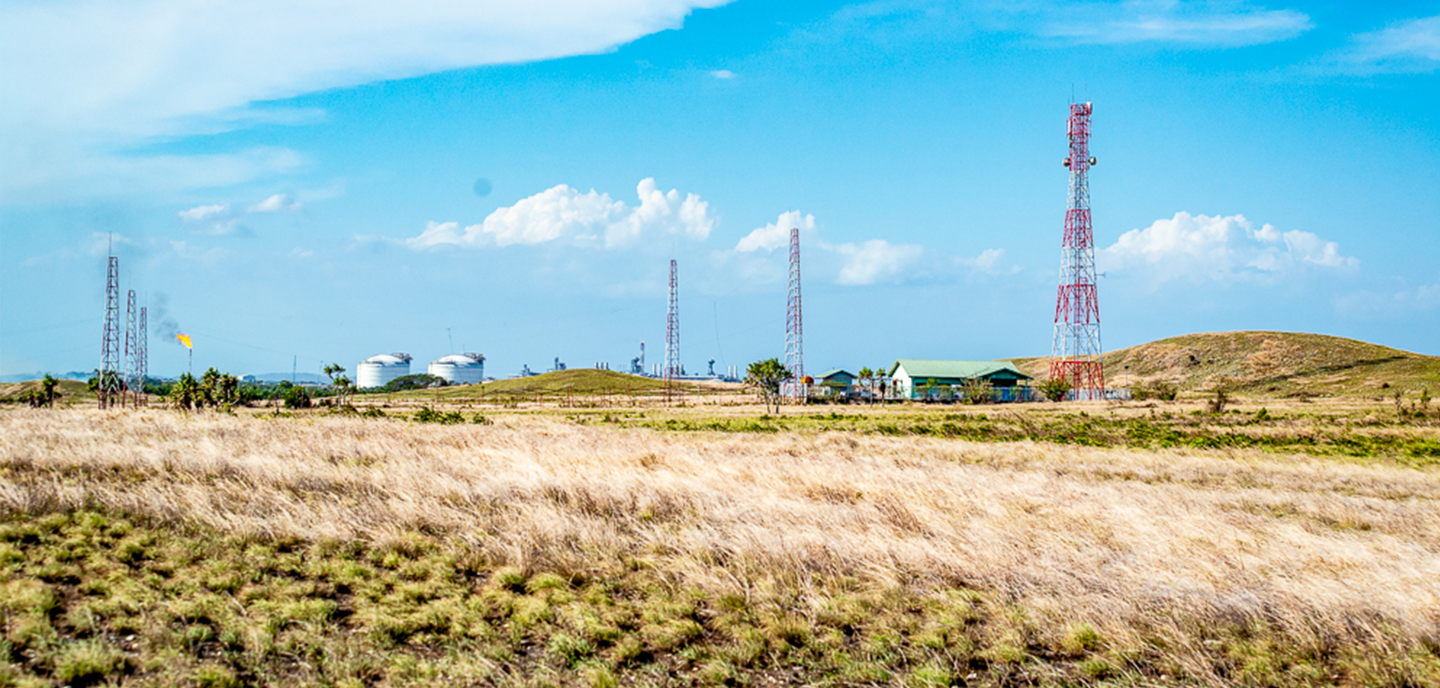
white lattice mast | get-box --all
[664,259,680,400]
[784,227,805,401]
[99,254,122,409]
[137,306,148,406]
[1050,101,1105,400]
[124,289,138,407]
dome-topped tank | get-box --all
[428,353,485,385]
[357,353,412,389]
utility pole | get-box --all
[664,259,680,402]
[99,252,122,409]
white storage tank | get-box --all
[429,353,485,385]
[357,353,412,389]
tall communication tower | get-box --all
[99,255,123,409]
[664,259,680,399]
[137,306,149,406]
[1050,101,1105,400]
[784,227,805,402]
[124,289,138,407]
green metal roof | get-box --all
[889,359,1032,381]
[817,369,855,381]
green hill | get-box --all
[1014,331,1440,398]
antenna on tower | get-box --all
[784,227,805,403]
[1050,101,1105,400]
[664,259,681,401]
[99,254,123,409]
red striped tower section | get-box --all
[1050,102,1105,400]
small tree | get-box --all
[745,358,792,414]
[1039,376,1071,402]
[284,385,312,409]
[857,367,873,403]
[170,373,200,411]
[40,375,59,408]
[876,364,889,402]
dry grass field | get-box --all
[0,405,1438,686]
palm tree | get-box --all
[324,363,353,407]
[856,367,872,403]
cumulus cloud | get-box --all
[828,239,925,285]
[1329,15,1440,74]
[735,211,815,252]
[1102,212,1357,285]
[0,0,728,200]
[248,193,302,214]
[178,204,228,222]
[407,178,716,250]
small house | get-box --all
[815,370,856,399]
[889,359,1034,401]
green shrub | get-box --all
[283,385,311,409]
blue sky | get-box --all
[2,0,1438,379]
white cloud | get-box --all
[1102,212,1357,285]
[0,0,729,200]
[406,178,716,250]
[736,211,816,252]
[1039,2,1312,46]
[1336,275,1440,317]
[957,247,1012,273]
[1331,15,1440,74]
[709,69,737,79]
[809,0,1310,48]
[827,239,925,285]
[178,204,228,222]
[248,193,302,214]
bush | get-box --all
[1039,377,1071,402]
[283,386,311,409]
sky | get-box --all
[2,0,1438,380]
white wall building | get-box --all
[428,353,485,385]
[356,353,412,389]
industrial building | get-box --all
[428,353,485,385]
[889,360,1033,401]
[357,353,412,389]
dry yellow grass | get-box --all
[1,407,1438,684]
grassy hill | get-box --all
[380,368,715,402]
[0,379,94,405]
[1015,331,1440,398]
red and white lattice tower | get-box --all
[784,227,805,402]
[124,289,138,407]
[137,306,149,406]
[664,259,680,399]
[99,255,123,409]
[1050,102,1105,400]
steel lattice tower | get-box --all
[124,289,138,407]
[664,260,680,399]
[784,227,805,402]
[99,256,123,409]
[1049,101,1105,400]
[137,306,148,406]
